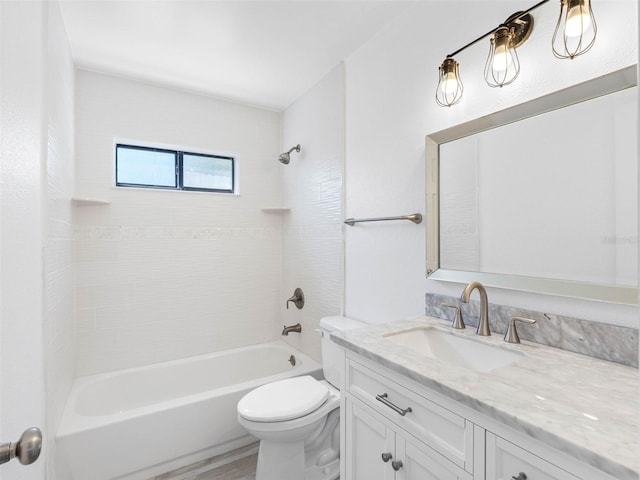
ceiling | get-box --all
[59,1,415,111]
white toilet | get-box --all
[237,316,365,480]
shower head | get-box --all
[278,144,301,164]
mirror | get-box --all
[426,66,638,304]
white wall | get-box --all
[344,0,639,326]
[280,65,345,361]
[45,2,77,477]
[74,71,282,375]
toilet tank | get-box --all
[319,316,367,388]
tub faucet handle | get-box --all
[286,288,305,310]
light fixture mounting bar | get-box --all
[445,0,550,59]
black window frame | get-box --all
[115,143,235,194]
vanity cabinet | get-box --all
[345,397,471,480]
[344,357,474,480]
[343,353,616,480]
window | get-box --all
[115,144,235,193]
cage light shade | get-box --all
[484,27,520,88]
[436,58,463,107]
[552,0,597,59]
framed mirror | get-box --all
[426,66,638,304]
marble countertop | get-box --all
[331,316,639,480]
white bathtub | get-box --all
[56,341,321,480]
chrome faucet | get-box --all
[460,281,491,336]
[282,323,302,336]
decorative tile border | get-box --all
[426,293,638,367]
[75,225,281,241]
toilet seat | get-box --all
[237,375,329,422]
[238,381,340,436]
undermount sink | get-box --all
[382,327,524,373]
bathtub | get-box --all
[56,341,321,480]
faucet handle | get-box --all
[504,316,536,344]
[442,303,465,329]
[286,288,305,310]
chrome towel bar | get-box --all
[344,213,422,227]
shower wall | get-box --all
[74,71,283,375]
[280,65,345,361]
[45,0,77,467]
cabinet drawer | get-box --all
[347,358,474,472]
[486,432,581,480]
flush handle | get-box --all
[0,427,42,466]
[381,452,392,463]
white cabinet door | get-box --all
[397,436,472,480]
[345,398,396,480]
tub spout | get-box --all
[282,323,302,336]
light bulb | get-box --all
[440,71,458,94]
[552,0,597,59]
[436,58,463,107]
[484,27,520,88]
[492,44,512,72]
[565,2,591,37]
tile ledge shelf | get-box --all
[72,197,110,206]
[261,207,290,213]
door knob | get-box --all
[392,460,403,471]
[0,427,42,466]
[381,452,392,462]
[511,473,527,480]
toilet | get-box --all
[237,316,366,480]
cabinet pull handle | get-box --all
[392,460,403,471]
[511,473,527,480]
[375,393,413,416]
[381,452,392,463]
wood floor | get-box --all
[153,444,258,480]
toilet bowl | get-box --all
[237,316,366,480]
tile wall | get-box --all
[45,1,77,469]
[74,71,283,375]
[280,65,345,361]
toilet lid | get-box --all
[237,376,329,422]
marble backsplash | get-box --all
[426,293,638,367]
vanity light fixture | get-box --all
[435,0,597,106]
[484,26,521,88]
[484,12,533,88]
[552,0,597,59]
[436,58,463,107]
